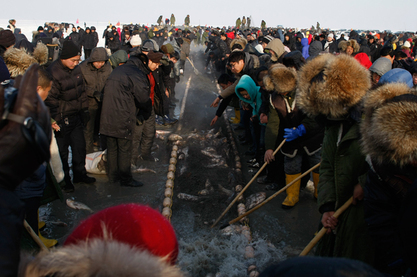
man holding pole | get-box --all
[262,64,324,208]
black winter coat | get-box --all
[68,32,81,48]
[100,54,152,139]
[45,60,87,123]
[82,33,98,50]
[79,48,112,100]
[107,37,120,53]
[270,91,324,157]
[364,162,417,275]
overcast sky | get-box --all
[3,0,416,32]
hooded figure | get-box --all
[361,82,417,275]
[378,68,413,88]
[301,37,309,60]
[265,38,287,65]
[109,49,128,69]
[297,54,374,264]
[307,40,323,61]
[79,47,112,153]
[235,74,263,119]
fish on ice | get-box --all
[201,150,222,159]
[132,166,156,174]
[246,192,267,210]
[177,193,200,202]
[168,134,183,141]
[66,199,93,212]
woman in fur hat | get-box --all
[297,54,374,264]
[262,63,324,207]
[361,78,417,275]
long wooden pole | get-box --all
[221,162,321,229]
[24,220,48,251]
[211,139,287,228]
[299,196,353,256]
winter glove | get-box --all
[175,75,180,83]
[284,124,306,142]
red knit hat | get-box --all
[354,53,372,69]
[64,204,179,265]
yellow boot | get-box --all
[313,172,320,199]
[229,108,241,124]
[38,233,58,248]
[282,173,301,209]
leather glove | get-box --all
[284,124,306,142]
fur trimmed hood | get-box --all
[4,43,48,77]
[263,63,297,94]
[22,239,185,277]
[230,37,247,51]
[296,54,371,118]
[361,83,417,166]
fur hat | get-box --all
[3,43,48,77]
[338,39,360,53]
[65,204,179,265]
[230,37,247,51]
[263,64,297,94]
[23,239,185,277]
[296,54,371,118]
[361,83,417,166]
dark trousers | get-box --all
[132,109,156,165]
[84,49,92,59]
[55,115,87,182]
[21,197,41,234]
[240,107,252,141]
[266,148,286,185]
[0,188,25,277]
[84,97,99,154]
[106,136,132,185]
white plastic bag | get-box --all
[85,150,107,174]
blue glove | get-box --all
[284,124,306,142]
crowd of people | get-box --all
[205,24,417,276]
[1,17,417,276]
